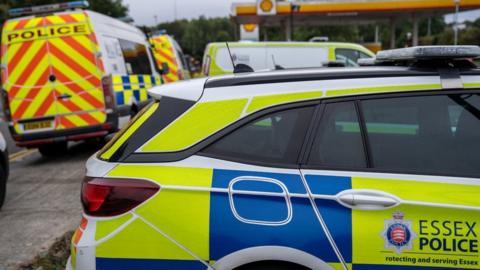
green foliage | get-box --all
[151,15,467,60]
[89,0,128,18]
[299,25,360,42]
[153,16,236,59]
[15,231,73,270]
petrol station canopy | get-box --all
[231,0,480,48]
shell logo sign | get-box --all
[243,24,257,33]
[240,24,259,41]
[257,0,276,15]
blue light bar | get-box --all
[8,1,89,17]
[376,46,480,62]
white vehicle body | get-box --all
[87,11,157,76]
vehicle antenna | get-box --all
[225,42,236,69]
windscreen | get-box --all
[215,46,329,71]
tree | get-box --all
[154,16,236,59]
[90,0,128,18]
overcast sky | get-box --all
[123,0,251,25]
[123,0,480,26]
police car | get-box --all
[70,46,480,270]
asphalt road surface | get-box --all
[0,138,102,270]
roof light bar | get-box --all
[8,1,89,17]
[376,46,480,62]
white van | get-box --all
[1,2,162,156]
[202,41,375,76]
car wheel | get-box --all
[0,165,6,210]
[38,141,68,157]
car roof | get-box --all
[204,66,427,88]
[207,41,369,49]
[150,65,480,103]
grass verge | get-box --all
[15,231,73,270]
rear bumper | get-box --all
[12,123,115,147]
[10,112,119,147]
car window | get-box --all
[99,96,195,161]
[362,94,480,176]
[359,51,372,59]
[335,48,369,67]
[215,46,329,71]
[203,106,314,165]
[308,102,366,168]
[118,39,152,74]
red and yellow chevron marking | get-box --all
[150,35,180,83]
[1,12,106,134]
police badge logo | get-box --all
[381,211,416,254]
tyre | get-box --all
[0,165,6,210]
[38,141,68,157]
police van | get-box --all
[202,41,374,76]
[1,1,162,156]
[70,46,480,270]
[150,32,191,83]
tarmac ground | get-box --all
[0,123,101,269]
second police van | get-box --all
[70,46,480,270]
[1,1,162,156]
[150,32,191,83]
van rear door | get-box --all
[1,12,106,134]
[2,17,55,134]
[45,12,106,131]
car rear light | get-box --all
[101,76,115,110]
[81,176,159,217]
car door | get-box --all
[200,103,347,269]
[300,92,480,269]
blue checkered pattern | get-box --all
[112,75,162,106]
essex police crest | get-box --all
[381,211,416,254]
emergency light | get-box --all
[8,1,89,17]
[376,46,480,61]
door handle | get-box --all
[58,93,72,99]
[336,189,400,210]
